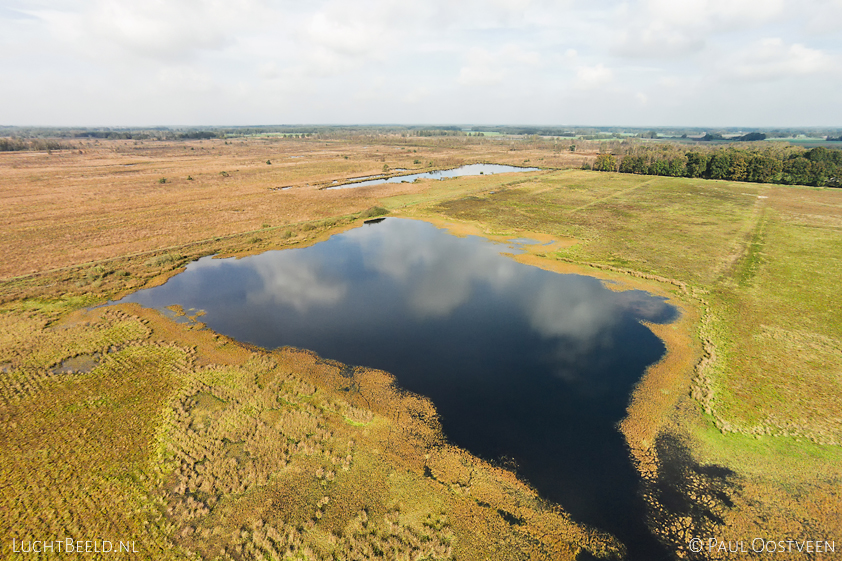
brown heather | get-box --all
[0,302,619,560]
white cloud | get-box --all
[155,65,216,94]
[456,45,541,87]
[719,38,837,81]
[802,0,842,34]
[644,0,786,30]
[458,61,505,87]
[402,87,431,104]
[28,0,271,63]
[1,0,841,125]
[306,10,387,58]
[574,64,613,89]
[613,26,706,59]
[612,0,786,58]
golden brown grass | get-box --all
[0,137,587,280]
[0,302,618,560]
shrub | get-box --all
[593,154,617,172]
[361,206,389,219]
[145,253,182,267]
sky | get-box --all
[2,0,841,127]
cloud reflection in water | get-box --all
[114,218,677,559]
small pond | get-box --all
[115,218,675,559]
[326,163,540,189]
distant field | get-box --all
[0,137,586,280]
[769,137,840,144]
[1,137,840,559]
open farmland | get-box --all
[1,136,841,560]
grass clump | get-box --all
[361,207,389,219]
[145,253,183,268]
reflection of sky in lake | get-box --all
[116,218,676,560]
[326,163,540,189]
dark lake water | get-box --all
[325,163,540,189]
[115,218,676,559]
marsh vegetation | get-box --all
[2,134,841,560]
[115,217,677,558]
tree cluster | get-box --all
[414,129,465,137]
[697,132,767,142]
[604,146,841,187]
[0,138,67,152]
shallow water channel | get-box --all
[325,163,539,189]
[116,218,676,559]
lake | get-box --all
[325,163,540,189]
[115,218,676,559]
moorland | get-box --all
[1,130,840,560]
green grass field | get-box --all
[386,169,842,552]
[393,171,841,442]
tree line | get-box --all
[587,146,841,188]
[0,138,68,152]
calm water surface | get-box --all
[116,218,676,560]
[326,163,539,189]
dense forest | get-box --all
[589,145,842,188]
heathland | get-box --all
[1,133,840,560]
